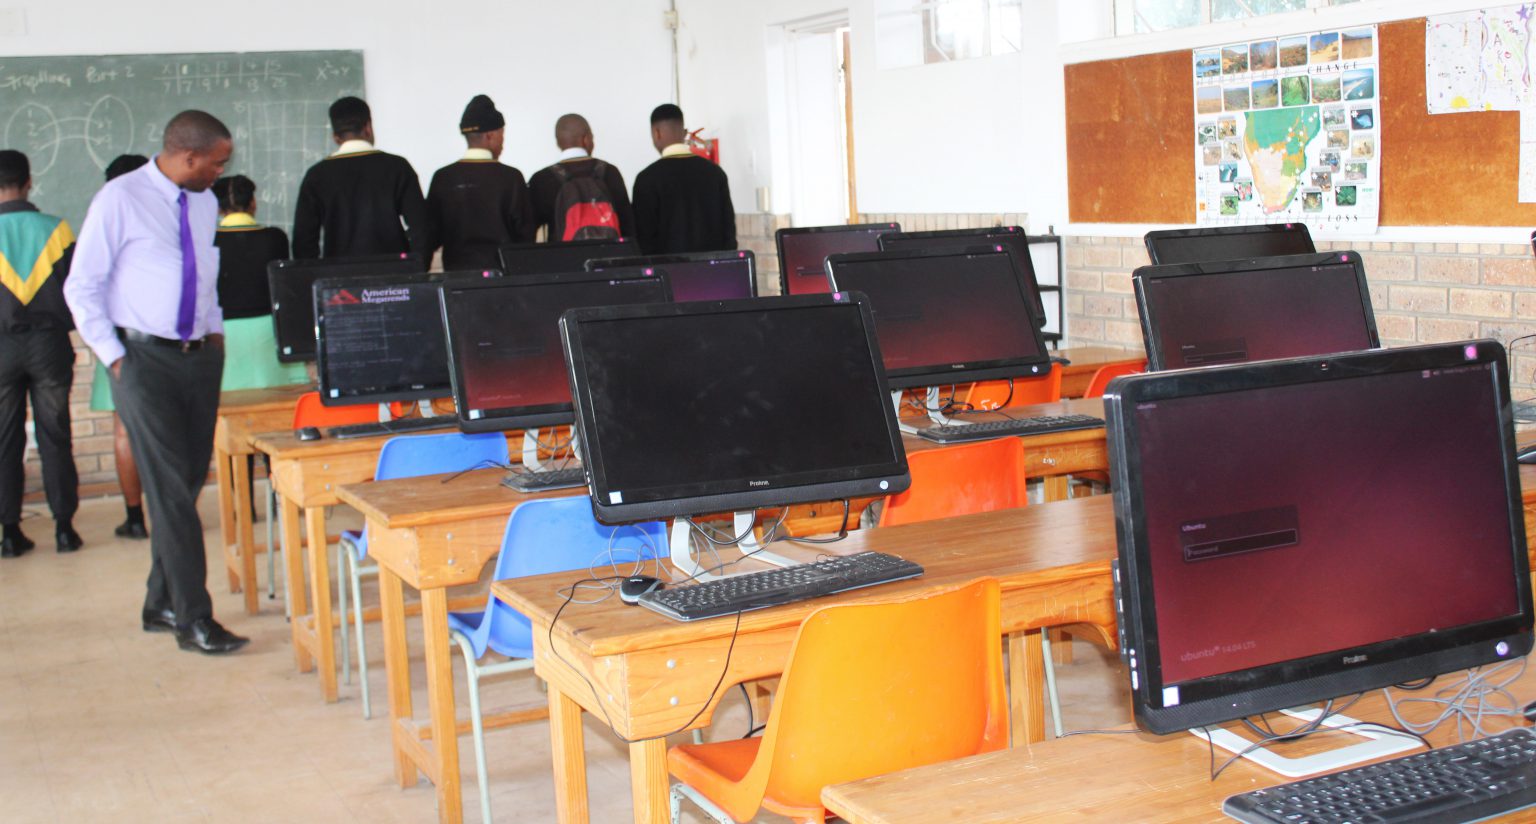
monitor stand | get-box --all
[924,386,956,427]
[669,512,800,581]
[520,428,580,473]
[1190,706,1423,778]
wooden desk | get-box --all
[335,468,576,824]
[213,383,309,615]
[251,429,401,702]
[822,673,1536,823]
[1055,346,1144,398]
[493,495,1120,824]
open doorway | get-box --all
[779,14,856,228]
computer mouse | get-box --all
[619,575,664,605]
[296,426,322,442]
[1519,444,1536,465]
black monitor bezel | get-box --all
[584,249,758,299]
[561,292,911,524]
[774,223,900,297]
[496,238,635,277]
[440,267,672,433]
[825,245,1052,390]
[1133,251,1381,372]
[875,226,1046,322]
[1142,223,1316,266]
[1105,340,1534,735]
[312,272,452,407]
[267,254,426,363]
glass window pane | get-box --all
[1133,0,1202,33]
[1212,0,1307,21]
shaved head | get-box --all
[162,110,231,154]
[554,113,591,150]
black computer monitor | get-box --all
[585,249,756,302]
[876,226,1046,323]
[826,246,1051,390]
[775,223,900,296]
[267,254,425,362]
[1134,251,1379,371]
[1106,341,1533,740]
[1143,223,1315,265]
[440,268,672,433]
[497,239,633,277]
[561,292,910,526]
[313,273,453,407]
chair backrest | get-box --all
[292,391,379,428]
[878,437,1028,528]
[478,497,666,659]
[963,363,1062,411]
[724,578,1007,821]
[1083,359,1147,399]
[374,431,509,482]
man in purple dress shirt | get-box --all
[64,111,248,655]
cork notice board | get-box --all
[1065,19,1536,227]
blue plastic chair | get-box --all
[448,497,666,824]
[336,431,509,718]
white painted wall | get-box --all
[4,0,675,199]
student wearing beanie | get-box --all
[292,96,428,259]
[424,94,535,269]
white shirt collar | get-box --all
[660,143,693,158]
[462,148,494,161]
[557,146,590,162]
[333,139,376,156]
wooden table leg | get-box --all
[281,494,312,673]
[1007,630,1047,745]
[549,686,590,824]
[1043,475,1071,503]
[628,737,669,824]
[378,565,417,788]
[232,453,259,615]
[305,505,339,703]
[421,586,463,824]
[216,448,238,593]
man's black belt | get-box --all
[117,327,208,351]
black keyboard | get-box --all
[499,467,586,493]
[915,413,1105,444]
[1224,727,1536,823]
[638,551,924,622]
[326,415,457,440]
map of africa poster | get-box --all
[1193,25,1380,233]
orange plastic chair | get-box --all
[291,391,383,428]
[962,363,1062,411]
[878,437,1028,528]
[666,578,1007,824]
[1083,359,1147,399]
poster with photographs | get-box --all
[1193,26,1380,233]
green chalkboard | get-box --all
[0,50,365,234]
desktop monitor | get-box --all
[1106,340,1533,737]
[1134,251,1379,371]
[497,238,633,277]
[876,226,1046,322]
[826,246,1051,389]
[440,268,672,433]
[268,254,425,362]
[585,249,757,302]
[313,273,453,407]
[775,223,900,296]
[560,292,910,525]
[1143,223,1315,265]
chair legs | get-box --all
[450,631,537,824]
[336,536,375,720]
[669,782,734,824]
[350,552,371,719]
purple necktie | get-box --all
[176,191,197,341]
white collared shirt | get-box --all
[660,143,693,158]
[556,146,590,162]
[462,148,494,161]
[333,139,376,156]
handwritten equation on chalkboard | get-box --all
[0,51,364,234]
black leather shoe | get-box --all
[114,520,148,540]
[56,527,83,553]
[142,607,176,633]
[175,618,249,655]
[1,533,34,558]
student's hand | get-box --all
[208,333,224,350]
[109,358,122,380]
